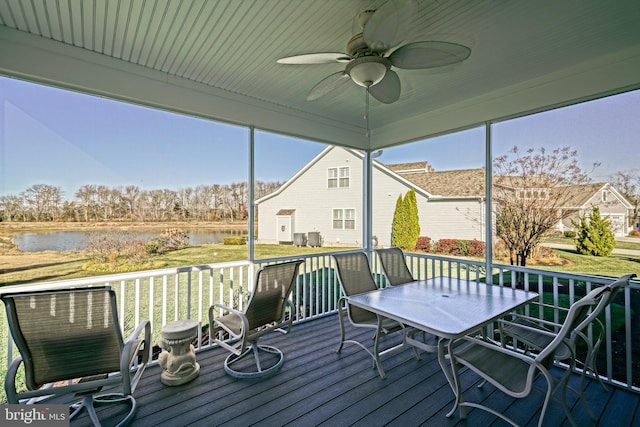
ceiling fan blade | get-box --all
[307,71,352,101]
[369,70,401,104]
[277,52,351,64]
[389,41,471,69]
[363,0,417,53]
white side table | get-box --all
[159,320,200,386]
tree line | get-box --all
[0,181,282,223]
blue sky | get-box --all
[1,76,639,199]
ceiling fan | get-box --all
[277,0,471,104]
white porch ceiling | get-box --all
[1,0,639,150]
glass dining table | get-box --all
[347,275,539,419]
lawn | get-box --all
[0,243,352,286]
[534,249,640,278]
[3,242,639,287]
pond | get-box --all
[11,229,246,252]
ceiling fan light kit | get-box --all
[277,0,471,104]
[346,56,391,87]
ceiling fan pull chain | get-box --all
[365,88,370,142]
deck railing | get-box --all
[2,250,638,400]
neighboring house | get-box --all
[493,176,634,237]
[255,146,633,247]
[255,146,490,248]
[555,182,633,237]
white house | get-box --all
[256,146,634,247]
[555,182,633,237]
[255,146,490,247]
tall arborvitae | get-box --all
[391,190,420,250]
[404,189,420,250]
[391,194,406,248]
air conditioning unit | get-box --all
[294,233,307,247]
[308,231,321,247]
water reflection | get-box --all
[11,229,246,252]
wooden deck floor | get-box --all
[69,314,639,427]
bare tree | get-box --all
[175,187,193,220]
[122,185,141,221]
[96,185,119,221]
[493,146,598,266]
[610,171,640,228]
[23,184,63,221]
[75,184,98,221]
[0,195,24,221]
[61,200,79,221]
[193,185,216,221]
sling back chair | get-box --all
[497,273,636,396]
[332,251,419,379]
[448,283,611,427]
[209,260,303,379]
[2,286,151,427]
[375,247,415,286]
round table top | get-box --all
[161,319,199,339]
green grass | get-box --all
[538,249,640,278]
[522,293,628,350]
[0,243,354,287]
[545,236,640,251]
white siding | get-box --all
[371,168,416,247]
[258,147,364,246]
[257,146,487,247]
[418,199,486,242]
[584,187,629,237]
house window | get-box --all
[344,209,355,229]
[602,190,608,202]
[333,208,355,229]
[328,167,350,188]
[516,188,548,200]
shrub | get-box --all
[435,239,459,255]
[159,228,189,251]
[492,239,510,260]
[629,229,640,237]
[86,231,126,263]
[391,189,420,250]
[415,236,431,252]
[573,206,615,256]
[223,236,247,245]
[145,240,160,254]
[467,239,486,257]
[122,239,151,263]
[404,189,420,248]
[433,238,485,257]
[546,230,563,238]
[146,228,189,254]
[563,230,577,238]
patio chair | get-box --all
[448,282,612,427]
[375,247,415,286]
[2,286,151,427]
[209,259,303,379]
[497,273,636,393]
[332,252,419,379]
